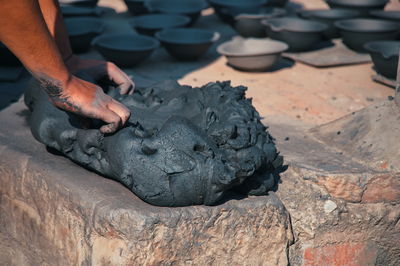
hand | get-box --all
[41,74,131,134]
[65,55,135,95]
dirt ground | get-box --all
[97,0,399,128]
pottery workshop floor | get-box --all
[97,0,398,129]
[0,0,398,128]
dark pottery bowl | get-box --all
[59,0,99,7]
[217,38,288,71]
[123,0,150,15]
[147,0,208,25]
[92,33,160,67]
[334,19,400,52]
[370,10,400,22]
[261,17,328,52]
[209,0,268,22]
[364,41,400,79]
[129,14,191,36]
[155,28,219,60]
[300,9,360,39]
[265,0,288,7]
[60,5,102,17]
[0,42,21,66]
[234,7,286,38]
[65,17,104,53]
[325,0,389,16]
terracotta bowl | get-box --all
[234,7,286,38]
[59,0,99,7]
[299,9,360,39]
[364,41,400,79]
[129,14,191,36]
[209,0,268,22]
[65,17,104,53]
[261,17,328,52]
[325,0,389,16]
[147,0,208,26]
[0,43,21,66]
[155,28,219,61]
[369,10,400,22]
[334,19,400,52]
[60,5,102,17]
[92,34,160,67]
[123,0,150,15]
[217,38,288,72]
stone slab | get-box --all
[283,40,371,68]
[0,101,293,265]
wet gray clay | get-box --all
[24,80,282,207]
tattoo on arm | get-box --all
[34,72,80,112]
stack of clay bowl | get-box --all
[147,0,209,26]
[298,9,360,39]
[234,7,287,38]
[209,0,269,24]
[325,0,389,17]
[65,17,105,53]
[129,14,191,36]
[334,19,400,52]
[124,0,150,15]
[364,41,400,80]
[261,17,328,52]
[92,33,160,67]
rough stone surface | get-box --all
[270,117,400,266]
[0,101,293,265]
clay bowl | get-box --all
[60,5,102,17]
[0,42,21,66]
[209,0,268,22]
[334,19,400,52]
[65,17,104,53]
[299,9,360,39]
[147,0,208,25]
[234,7,286,38]
[325,0,389,16]
[370,10,400,22]
[92,33,160,67]
[59,0,99,7]
[155,28,219,61]
[129,14,191,36]
[123,0,150,15]
[364,41,400,79]
[265,0,288,7]
[217,38,288,72]
[261,17,328,52]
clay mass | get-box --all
[24,80,282,207]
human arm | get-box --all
[0,0,130,133]
[38,0,135,94]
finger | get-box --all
[96,107,122,134]
[107,99,131,126]
[107,63,135,94]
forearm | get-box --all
[38,0,74,62]
[0,0,70,86]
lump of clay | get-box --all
[24,80,283,207]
